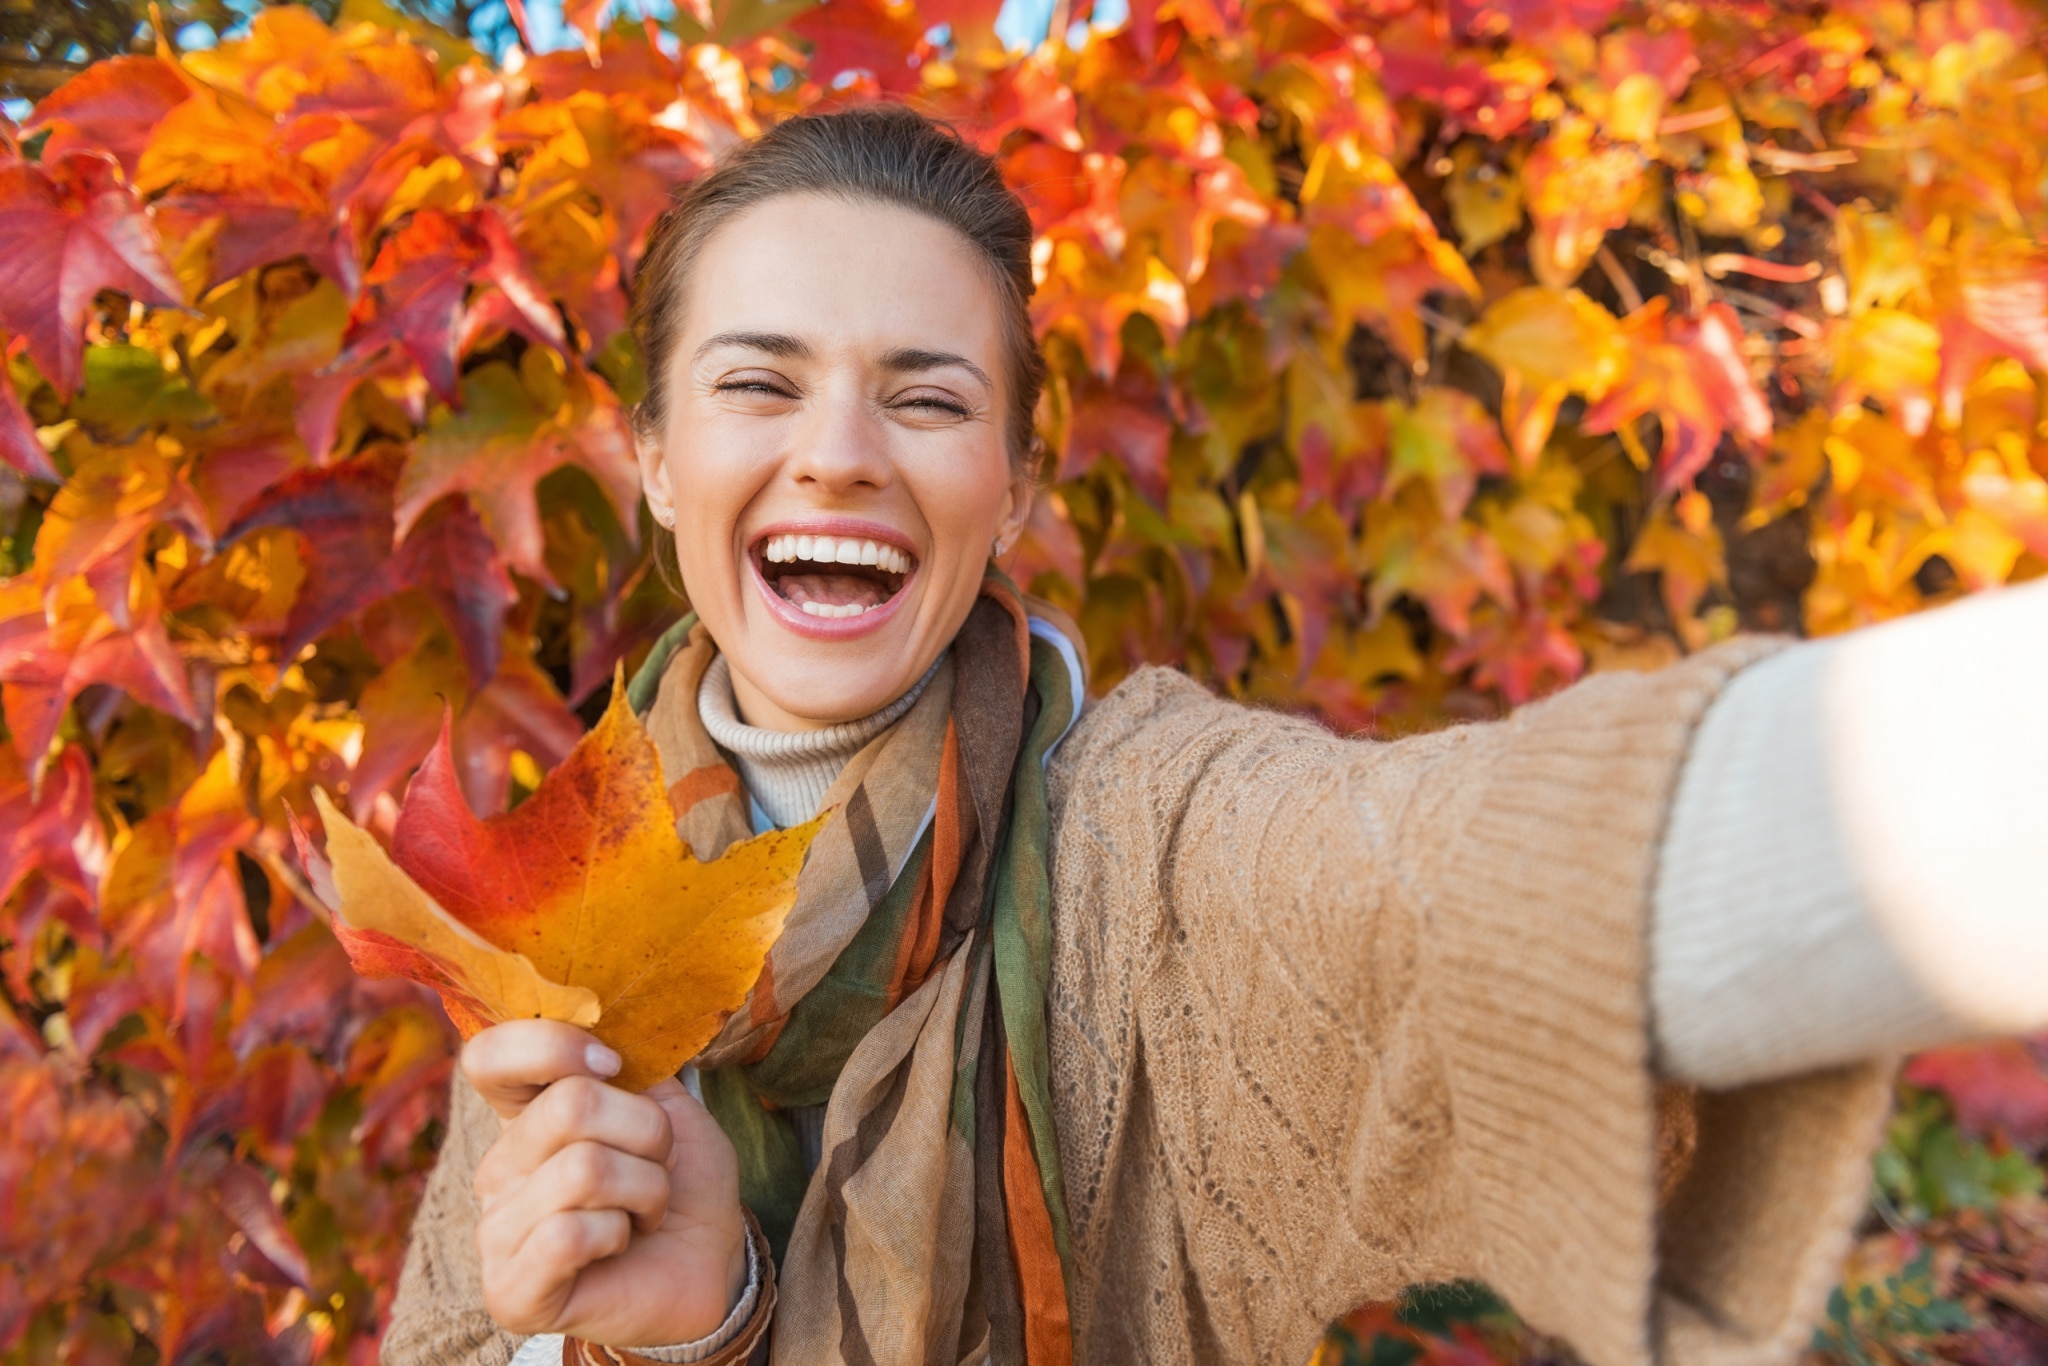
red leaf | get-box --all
[340,209,474,402]
[792,0,927,93]
[1904,1040,2048,1149]
[396,358,640,586]
[0,743,104,904]
[1065,371,1175,503]
[0,590,198,767]
[0,348,54,482]
[222,450,409,662]
[210,1157,314,1292]
[0,152,183,396]
[222,450,514,681]
[24,57,193,179]
[396,496,519,686]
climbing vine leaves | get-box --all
[3,0,2048,1359]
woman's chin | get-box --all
[749,660,925,728]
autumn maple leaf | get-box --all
[221,451,516,686]
[0,151,183,397]
[316,678,821,1090]
[24,57,193,179]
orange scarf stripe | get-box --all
[1004,1055,1075,1366]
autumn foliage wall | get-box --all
[5,0,2048,1360]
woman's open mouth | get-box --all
[748,526,919,636]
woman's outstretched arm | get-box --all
[1041,638,1899,1366]
[1654,577,2048,1085]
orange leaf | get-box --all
[328,677,821,1090]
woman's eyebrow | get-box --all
[881,347,993,393]
[696,330,811,361]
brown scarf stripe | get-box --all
[843,785,893,911]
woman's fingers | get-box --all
[479,1138,676,1271]
[474,1075,673,1199]
[462,1019,623,1121]
[479,1207,634,1335]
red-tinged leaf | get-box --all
[397,357,640,585]
[504,0,536,49]
[0,152,183,397]
[1385,388,1510,519]
[25,57,193,178]
[564,0,611,61]
[0,581,199,768]
[221,450,406,661]
[976,54,1082,151]
[396,497,518,686]
[792,0,926,93]
[1584,300,1771,493]
[1065,371,1175,502]
[351,630,582,818]
[1905,1041,2048,1149]
[0,352,55,482]
[340,210,474,402]
[0,743,104,904]
[209,1157,314,1292]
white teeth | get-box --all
[759,535,914,572]
[799,601,873,618]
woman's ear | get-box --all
[992,471,1036,559]
[636,430,676,530]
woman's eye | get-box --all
[896,394,970,417]
[716,379,793,398]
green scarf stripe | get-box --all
[990,628,1082,1276]
[700,1066,806,1264]
[744,831,934,1108]
[627,614,697,716]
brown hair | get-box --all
[629,104,1047,474]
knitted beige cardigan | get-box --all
[384,642,1894,1366]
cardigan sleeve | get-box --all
[1041,640,1894,1366]
[382,1073,529,1366]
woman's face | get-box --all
[637,193,1033,730]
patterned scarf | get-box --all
[627,571,1087,1366]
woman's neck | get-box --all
[698,655,940,828]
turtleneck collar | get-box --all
[696,654,941,829]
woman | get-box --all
[383,106,2048,1366]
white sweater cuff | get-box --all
[1651,580,2048,1088]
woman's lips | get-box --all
[746,530,917,640]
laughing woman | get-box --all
[382,106,2048,1366]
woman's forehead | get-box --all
[683,193,1006,367]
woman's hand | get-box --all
[465,1020,748,1349]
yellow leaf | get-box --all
[1464,287,1625,461]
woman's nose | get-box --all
[786,385,893,493]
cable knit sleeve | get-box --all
[383,1074,528,1366]
[1042,640,1895,1366]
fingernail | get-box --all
[586,1043,622,1076]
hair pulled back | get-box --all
[630,104,1047,474]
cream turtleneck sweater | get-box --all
[695,654,942,829]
